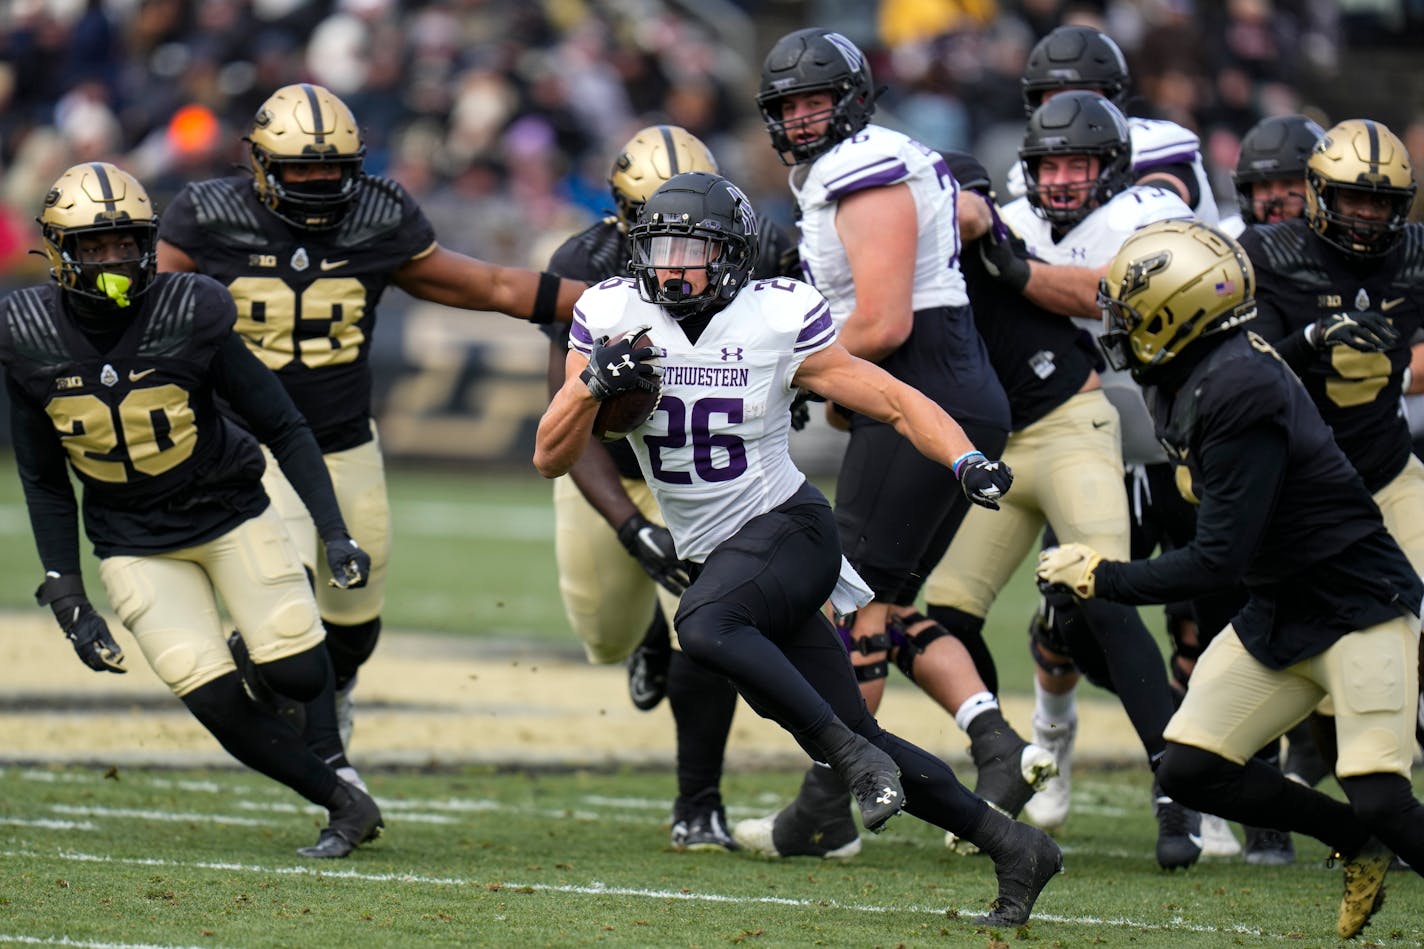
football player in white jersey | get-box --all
[976,90,1213,869]
[535,171,1061,927]
[734,27,1058,860]
[1006,25,1219,226]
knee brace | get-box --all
[886,612,952,684]
[1028,602,1076,677]
[1168,631,1204,693]
[324,617,382,687]
[835,614,890,684]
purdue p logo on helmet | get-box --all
[39,161,159,311]
[1097,220,1258,377]
[246,83,366,230]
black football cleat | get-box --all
[975,821,1064,926]
[298,781,384,859]
[823,733,903,834]
[1153,778,1203,870]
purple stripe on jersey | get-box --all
[794,302,836,352]
[570,311,595,352]
[824,159,909,200]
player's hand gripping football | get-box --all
[1035,543,1104,599]
[617,513,693,595]
[953,450,1013,510]
[324,534,372,589]
[36,572,126,673]
[580,326,662,401]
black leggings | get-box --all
[676,483,986,834]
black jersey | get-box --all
[542,216,801,480]
[1239,220,1424,492]
[1095,330,1421,668]
[159,174,437,452]
[0,275,343,566]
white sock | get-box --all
[955,690,1000,732]
[1034,680,1077,727]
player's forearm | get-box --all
[1021,261,1102,320]
[568,443,640,527]
[10,394,82,574]
[886,385,977,470]
[534,383,599,478]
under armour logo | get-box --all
[720,347,744,361]
[605,355,635,376]
[1069,246,1089,262]
[875,787,899,806]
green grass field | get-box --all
[3,764,1421,949]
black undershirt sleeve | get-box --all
[8,373,83,575]
[210,334,349,540]
[1096,422,1288,604]
[1138,160,1200,209]
[1251,299,1316,374]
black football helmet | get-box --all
[246,83,366,230]
[1232,114,1324,224]
[39,162,158,314]
[757,28,876,165]
[1305,118,1417,258]
[1021,91,1134,229]
[1022,26,1129,115]
[628,172,759,320]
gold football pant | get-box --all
[99,504,325,697]
[553,474,680,664]
[1165,616,1420,777]
[261,426,389,626]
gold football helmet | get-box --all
[1305,119,1416,258]
[1098,220,1257,376]
[39,162,158,310]
[247,83,365,230]
[609,125,719,230]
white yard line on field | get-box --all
[0,936,232,949]
[0,847,1361,943]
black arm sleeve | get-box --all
[1137,160,1200,210]
[8,373,83,575]
[1252,299,1316,374]
[209,334,349,540]
[1096,422,1288,604]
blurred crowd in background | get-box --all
[2,0,1424,285]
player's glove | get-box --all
[35,572,126,674]
[580,325,662,402]
[1035,544,1104,599]
[953,450,1013,510]
[1310,311,1398,352]
[323,534,372,589]
[617,513,692,595]
[790,388,820,431]
[977,208,1032,293]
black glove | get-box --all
[953,451,1013,511]
[36,572,126,674]
[617,513,692,595]
[977,208,1031,293]
[789,388,817,431]
[1311,311,1398,352]
[324,534,372,589]
[579,325,662,402]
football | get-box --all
[591,331,661,441]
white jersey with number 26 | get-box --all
[571,275,836,563]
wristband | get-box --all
[530,271,561,324]
[1304,323,1318,348]
[952,450,985,479]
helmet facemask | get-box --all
[757,29,875,166]
[629,173,758,320]
[1021,91,1133,231]
[1305,119,1416,259]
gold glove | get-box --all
[1035,543,1103,599]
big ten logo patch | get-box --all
[375,302,551,463]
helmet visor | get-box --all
[645,234,718,269]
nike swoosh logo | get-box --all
[319,258,349,272]
[129,368,157,381]
[1092,420,1110,429]
[1381,297,1406,312]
